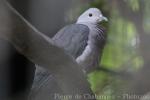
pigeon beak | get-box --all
[102,16,108,21]
[99,15,108,22]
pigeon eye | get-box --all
[89,13,93,17]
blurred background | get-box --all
[0,0,150,100]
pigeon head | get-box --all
[76,8,108,24]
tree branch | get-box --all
[0,0,95,99]
[95,66,133,80]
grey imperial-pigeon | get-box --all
[52,8,107,73]
[30,8,108,99]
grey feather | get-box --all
[76,25,106,73]
[52,24,90,58]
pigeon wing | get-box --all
[52,24,90,58]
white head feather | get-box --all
[76,8,107,24]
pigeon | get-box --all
[30,8,107,100]
[52,8,107,73]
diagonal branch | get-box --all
[0,0,95,99]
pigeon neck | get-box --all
[76,22,97,29]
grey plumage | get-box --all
[76,24,106,73]
[53,23,106,73]
[52,24,89,58]
[29,8,107,99]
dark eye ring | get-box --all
[89,13,93,17]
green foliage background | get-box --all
[77,0,150,99]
